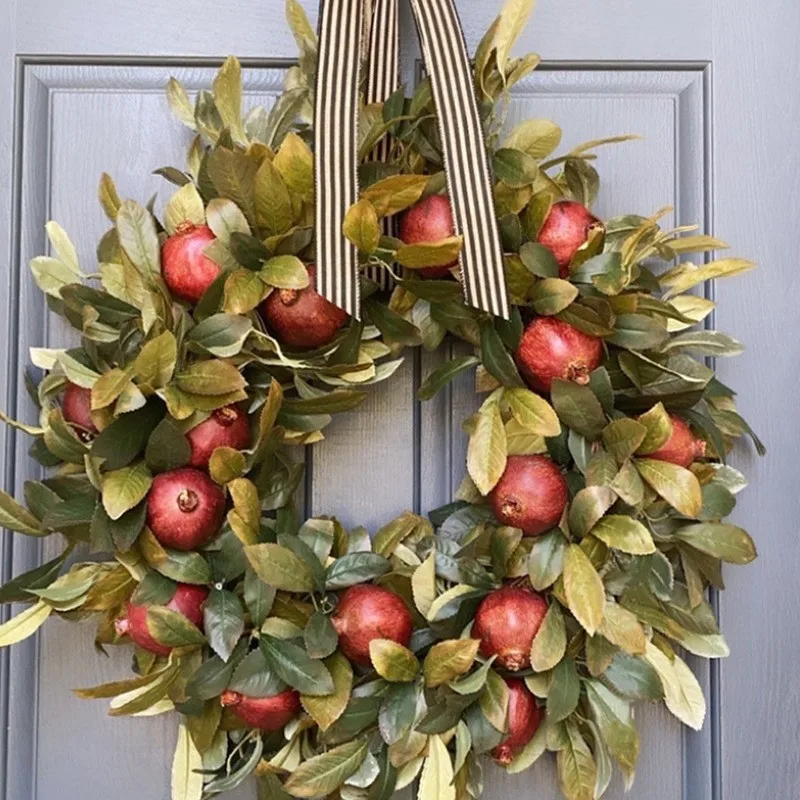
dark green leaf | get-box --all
[260,634,334,695]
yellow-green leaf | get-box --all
[176,360,246,396]
[636,403,673,453]
[467,397,507,496]
[370,639,420,682]
[503,118,562,159]
[212,56,247,145]
[504,387,560,437]
[223,268,267,314]
[644,641,705,730]
[590,515,655,555]
[164,183,205,235]
[636,459,702,518]
[284,739,368,798]
[418,734,455,800]
[424,639,480,687]
[557,721,596,800]
[411,551,436,617]
[245,543,314,592]
[563,544,604,635]
[343,199,381,254]
[530,601,566,672]
[134,330,177,390]
[0,601,52,647]
[395,237,463,269]
[274,132,314,198]
[362,175,428,217]
[301,652,353,731]
[171,722,204,800]
[102,462,152,521]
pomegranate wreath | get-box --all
[0,1,763,799]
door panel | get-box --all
[0,1,797,799]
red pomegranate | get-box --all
[491,679,543,765]
[260,265,348,349]
[161,222,221,304]
[115,583,209,657]
[62,381,97,440]
[516,316,603,393]
[221,689,301,731]
[473,585,548,671]
[187,405,251,469]
[646,414,707,468]
[536,200,604,278]
[146,467,225,551]
[491,455,568,536]
[331,584,413,667]
[399,195,457,278]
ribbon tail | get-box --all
[314,0,366,319]
[408,0,510,319]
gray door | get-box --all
[0,1,797,799]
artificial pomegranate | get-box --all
[331,584,413,667]
[187,405,251,469]
[146,467,225,551]
[645,414,707,468]
[115,583,208,657]
[536,200,603,278]
[399,194,457,278]
[473,585,548,671]
[491,455,568,536]
[491,679,543,765]
[221,689,301,731]
[62,381,97,440]
[260,265,348,349]
[516,316,603,393]
[161,222,221,304]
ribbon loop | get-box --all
[314,0,510,321]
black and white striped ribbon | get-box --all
[314,0,510,320]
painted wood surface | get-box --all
[0,1,797,799]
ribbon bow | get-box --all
[314,0,510,320]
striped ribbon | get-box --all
[314,0,510,320]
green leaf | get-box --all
[636,459,702,518]
[563,544,605,635]
[284,739,368,799]
[467,396,507,495]
[591,515,655,555]
[480,326,524,388]
[260,634,334,696]
[494,148,539,188]
[304,611,339,660]
[418,356,479,401]
[260,255,310,290]
[0,600,52,646]
[254,157,293,235]
[245,543,315,593]
[362,175,428,216]
[676,523,756,564]
[187,314,253,357]
[520,242,559,278]
[568,486,615,539]
[147,606,206,647]
[423,639,480,687]
[602,652,664,701]
[531,278,579,315]
[301,652,353,731]
[134,331,177,390]
[528,530,566,590]
[116,200,160,278]
[145,418,191,473]
[325,552,390,590]
[602,418,647,464]
[370,639,420,682]
[205,197,251,245]
[176,360,246,396]
[0,490,43,536]
[547,658,581,722]
[607,314,668,350]
[584,680,639,773]
[244,570,275,627]
[480,669,510,732]
[204,588,245,662]
[101,462,152,521]
[551,379,606,440]
[343,200,381,253]
[530,602,567,672]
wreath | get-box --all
[0,1,763,799]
